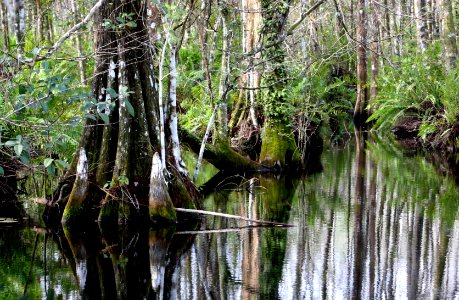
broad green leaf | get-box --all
[106,87,118,98]
[31,47,40,56]
[0,166,4,176]
[44,158,54,167]
[119,86,129,95]
[124,99,135,117]
[41,61,50,69]
[99,113,110,124]
[19,154,29,164]
[14,144,23,156]
[5,140,16,146]
[56,160,69,169]
[85,114,97,120]
[47,164,56,175]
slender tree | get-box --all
[415,0,428,53]
[354,0,369,127]
[70,0,86,82]
[370,0,380,101]
[243,0,261,128]
[214,0,233,144]
[13,0,25,59]
[441,0,458,70]
[0,0,10,48]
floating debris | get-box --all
[0,218,19,224]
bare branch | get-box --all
[286,0,326,36]
[28,0,105,63]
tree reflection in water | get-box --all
[2,139,459,299]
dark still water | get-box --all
[1,139,459,299]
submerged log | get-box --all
[175,208,294,227]
[149,153,176,223]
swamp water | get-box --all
[1,139,459,299]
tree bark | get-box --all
[0,0,8,49]
[168,42,189,177]
[258,0,301,168]
[35,0,43,42]
[441,0,458,70]
[70,0,86,82]
[58,0,195,227]
[13,0,25,60]
[370,0,380,101]
[415,0,428,53]
[215,0,233,144]
[243,0,262,128]
[181,128,263,173]
[354,0,369,128]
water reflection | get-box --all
[2,139,459,299]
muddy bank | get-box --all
[391,116,459,152]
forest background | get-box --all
[0,0,458,224]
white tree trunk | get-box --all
[158,34,168,170]
[242,0,261,128]
[193,105,218,183]
[415,0,428,53]
[168,42,189,177]
[14,0,25,61]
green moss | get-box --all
[259,121,300,166]
[61,201,86,227]
[149,200,177,223]
[98,198,120,225]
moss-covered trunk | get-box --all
[58,0,196,227]
[258,0,301,168]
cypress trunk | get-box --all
[59,0,194,227]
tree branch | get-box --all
[28,0,105,63]
[286,0,326,36]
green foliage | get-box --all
[103,12,137,30]
[289,62,355,142]
[177,44,213,134]
[0,59,89,171]
[440,68,459,124]
[261,87,294,124]
[369,43,459,144]
[369,51,442,129]
[118,175,129,186]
